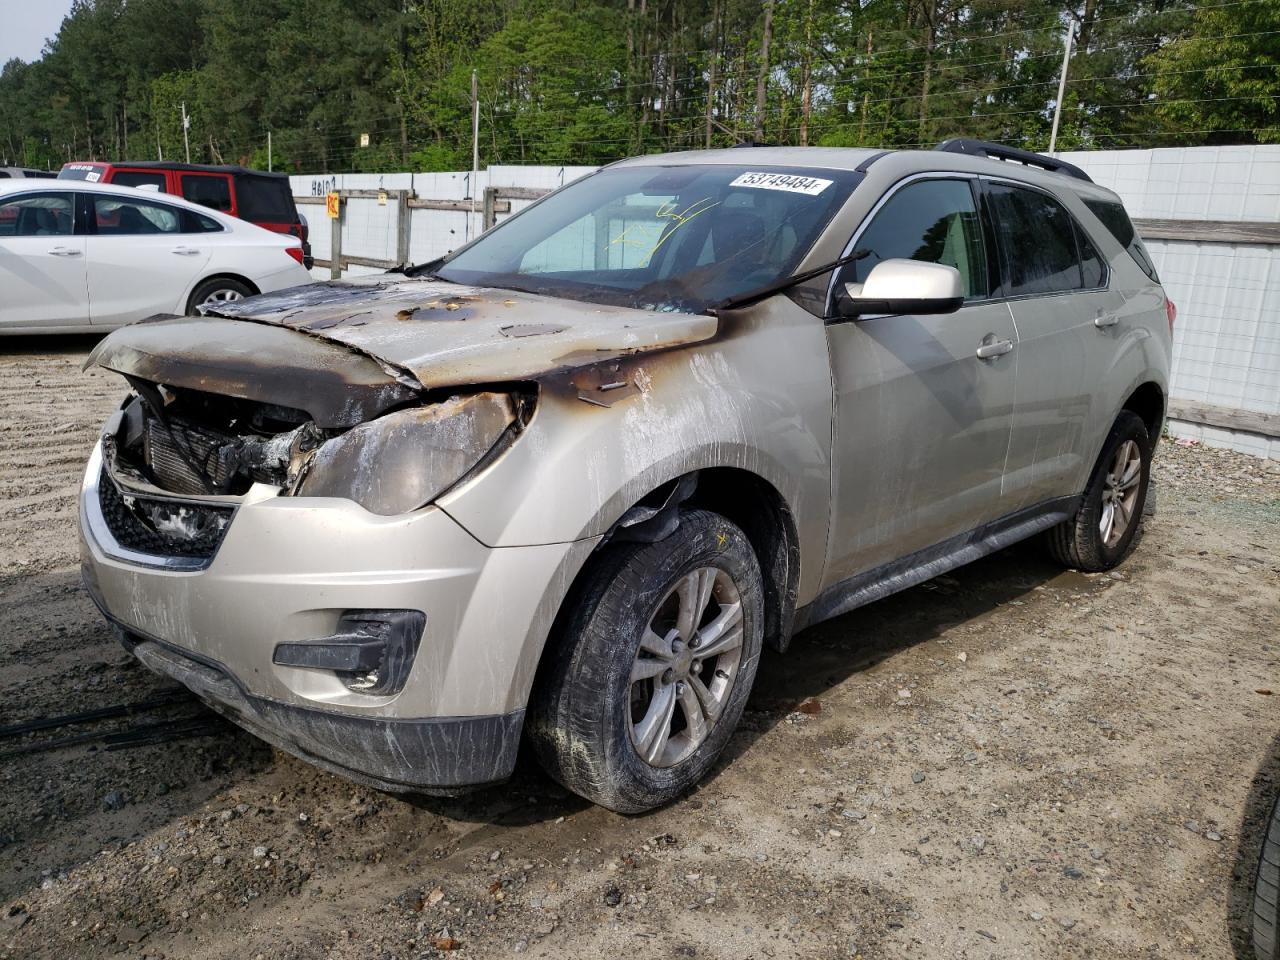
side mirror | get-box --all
[834,258,965,320]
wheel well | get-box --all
[1122,382,1165,442]
[684,468,801,654]
[187,273,260,313]
[534,469,802,694]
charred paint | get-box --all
[85,316,420,429]
[190,275,720,392]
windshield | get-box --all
[436,164,861,312]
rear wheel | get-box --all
[1046,411,1151,572]
[187,277,254,315]
[528,509,763,813]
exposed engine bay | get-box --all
[95,380,527,562]
[111,383,325,497]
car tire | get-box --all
[528,508,764,814]
[1254,792,1280,960]
[1046,410,1152,572]
[186,277,254,315]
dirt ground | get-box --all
[1,335,1278,960]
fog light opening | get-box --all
[272,609,425,696]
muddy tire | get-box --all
[186,277,254,315]
[528,509,763,814]
[1046,411,1151,572]
[1255,793,1280,960]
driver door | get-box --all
[823,176,1019,588]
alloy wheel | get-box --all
[200,289,245,309]
[628,566,745,768]
[1099,438,1143,547]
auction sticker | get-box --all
[729,172,832,195]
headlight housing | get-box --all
[295,392,519,515]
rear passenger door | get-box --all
[823,176,1019,587]
[983,179,1127,510]
[86,193,213,326]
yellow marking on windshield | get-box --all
[609,197,721,263]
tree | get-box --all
[1147,0,1280,144]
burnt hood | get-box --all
[198,277,720,388]
[87,316,420,428]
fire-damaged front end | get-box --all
[78,272,831,795]
[76,288,652,794]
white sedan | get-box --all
[0,179,312,334]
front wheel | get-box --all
[1254,792,1280,960]
[1046,410,1152,572]
[528,509,764,814]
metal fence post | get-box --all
[395,190,411,267]
[330,193,343,280]
[482,186,497,231]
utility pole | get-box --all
[267,130,273,172]
[471,69,480,238]
[1048,21,1075,156]
[753,0,774,144]
[180,101,191,163]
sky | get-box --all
[0,0,75,65]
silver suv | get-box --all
[79,140,1172,813]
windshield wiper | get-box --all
[400,256,448,279]
[710,249,870,313]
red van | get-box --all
[59,161,311,268]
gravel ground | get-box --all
[1,335,1278,960]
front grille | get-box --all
[97,468,234,561]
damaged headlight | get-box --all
[294,392,519,516]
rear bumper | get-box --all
[109,624,522,793]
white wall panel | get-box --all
[1062,146,1280,456]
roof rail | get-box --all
[934,138,1093,183]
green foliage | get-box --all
[1147,0,1280,144]
[0,0,1274,173]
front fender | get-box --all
[438,301,835,605]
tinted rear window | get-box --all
[236,176,296,222]
[0,172,9,179]
[987,183,1083,296]
[1084,198,1159,283]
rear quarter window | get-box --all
[235,176,296,222]
[1083,198,1159,283]
[112,170,168,190]
[181,175,233,212]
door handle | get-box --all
[975,337,1014,360]
[48,246,82,257]
[171,246,201,256]
[1093,313,1120,328]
